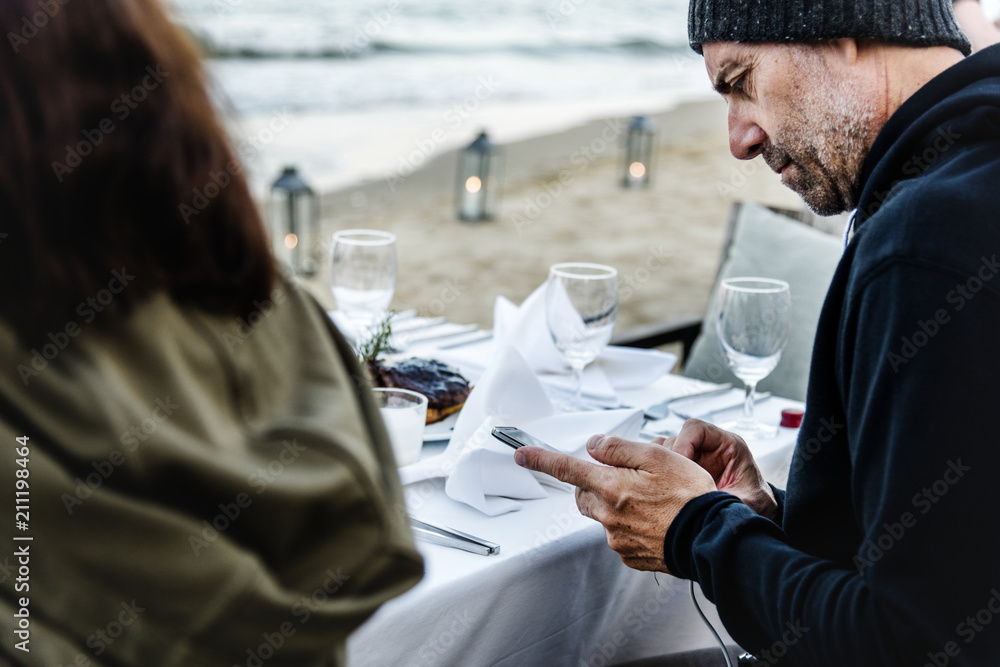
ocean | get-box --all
[165,0,1000,194]
[164,0,715,193]
[169,0,703,113]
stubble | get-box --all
[766,47,879,216]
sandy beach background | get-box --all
[297,98,807,339]
[170,0,854,344]
[174,0,998,344]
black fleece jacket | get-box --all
[665,45,1000,666]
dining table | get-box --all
[343,314,803,667]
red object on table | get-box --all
[780,408,804,429]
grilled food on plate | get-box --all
[367,357,471,424]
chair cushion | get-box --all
[684,202,844,402]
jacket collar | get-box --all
[855,44,1000,230]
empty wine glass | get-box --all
[546,263,618,411]
[330,230,397,345]
[716,277,791,440]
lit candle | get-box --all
[627,161,647,188]
[461,175,483,220]
[284,232,299,270]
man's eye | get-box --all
[731,74,747,92]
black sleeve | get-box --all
[665,260,1000,665]
[769,484,785,526]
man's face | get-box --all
[702,41,878,215]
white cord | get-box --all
[689,580,735,667]
[842,209,858,250]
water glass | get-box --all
[330,230,397,343]
[545,263,618,411]
[373,388,428,467]
[716,277,791,439]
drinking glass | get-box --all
[330,230,397,345]
[716,277,791,439]
[373,388,428,467]
[545,263,618,411]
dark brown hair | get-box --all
[0,0,275,343]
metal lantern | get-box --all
[457,131,502,222]
[269,166,319,276]
[623,116,656,189]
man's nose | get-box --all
[728,105,766,160]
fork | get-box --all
[642,383,734,421]
[672,392,772,421]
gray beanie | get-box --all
[689,0,972,56]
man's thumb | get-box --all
[587,435,648,469]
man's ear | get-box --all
[827,38,861,66]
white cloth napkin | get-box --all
[400,346,644,516]
[482,283,676,405]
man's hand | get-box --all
[664,419,778,520]
[514,435,716,573]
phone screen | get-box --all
[491,426,551,450]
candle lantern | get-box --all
[623,116,656,189]
[269,166,319,276]
[457,131,502,222]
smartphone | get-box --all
[491,426,552,451]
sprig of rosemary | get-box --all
[356,313,396,364]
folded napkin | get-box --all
[436,283,676,407]
[400,346,644,516]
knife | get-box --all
[409,516,500,556]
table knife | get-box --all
[409,516,500,556]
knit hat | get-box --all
[688,0,972,56]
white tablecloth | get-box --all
[347,371,802,666]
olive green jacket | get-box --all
[0,276,422,665]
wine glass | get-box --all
[545,263,618,411]
[330,230,397,345]
[716,277,791,440]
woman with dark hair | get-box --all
[0,1,422,664]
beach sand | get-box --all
[298,98,810,340]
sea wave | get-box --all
[192,33,689,60]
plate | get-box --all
[424,411,459,442]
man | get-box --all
[516,1,1000,664]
